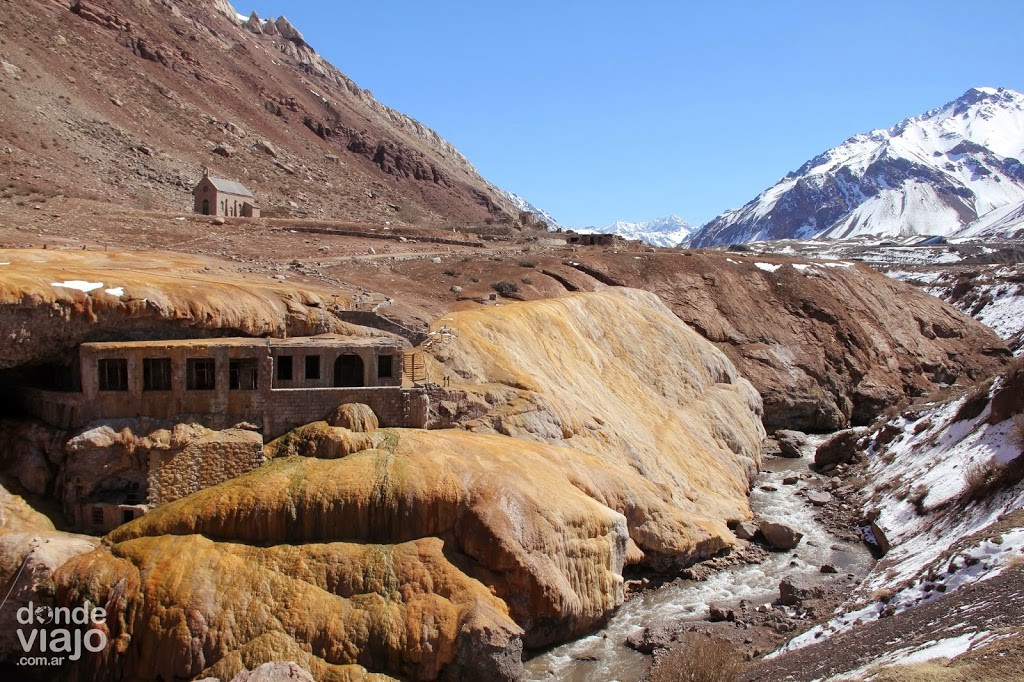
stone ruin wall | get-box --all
[147,429,265,506]
[265,387,429,438]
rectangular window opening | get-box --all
[377,355,393,379]
[305,355,320,381]
[230,358,259,391]
[97,358,128,391]
[276,355,293,382]
[186,358,216,391]
[143,357,172,391]
[91,507,104,527]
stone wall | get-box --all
[147,428,265,505]
[23,386,428,438]
[265,387,428,437]
[338,311,429,346]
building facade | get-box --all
[22,335,427,438]
[192,169,260,217]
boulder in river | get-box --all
[814,427,869,468]
[775,429,808,458]
[733,521,759,541]
[625,625,676,654]
[708,603,737,622]
[806,490,833,506]
[759,521,804,550]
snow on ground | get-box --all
[834,630,1009,681]
[774,377,1024,657]
[104,287,124,297]
[884,270,943,285]
[952,288,1024,342]
[755,262,782,272]
[51,280,103,292]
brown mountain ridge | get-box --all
[0,0,523,225]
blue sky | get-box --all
[242,1,1024,227]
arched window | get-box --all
[333,354,364,387]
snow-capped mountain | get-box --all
[958,197,1024,239]
[576,215,695,247]
[690,87,1024,248]
[501,190,563,229]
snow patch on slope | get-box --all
[775,378,1024,656]
[51,280,104,293]
[958,198,1024,239]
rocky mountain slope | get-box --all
[0,0,527,225]
[691,87,1024,247]
[564,251,1010,431]
[749,361,1024,680]
[959,196,1024,239]
[575,215,694,247]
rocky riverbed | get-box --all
[524,436,875,680]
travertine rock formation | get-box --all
[326,403,380,433]
[0,485,99,661]
[42,289,765,678]
[0,249,378,369]
[55,534,508,681]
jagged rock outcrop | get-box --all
[244,11,263,35]
[569,252,1010,430]
[273,17,306,46]
[0,249,380,370]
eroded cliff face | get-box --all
[566,252,1011,431]
[0,249,372,369]
[28,289,765,679]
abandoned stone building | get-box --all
[24,334,425,436]
[565,232,616,246]
[192,169,260,217]
[20,334,429,533]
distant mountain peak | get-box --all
[690,87,1024,247]
[574,215,694,248]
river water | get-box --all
[524,453,874,681]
